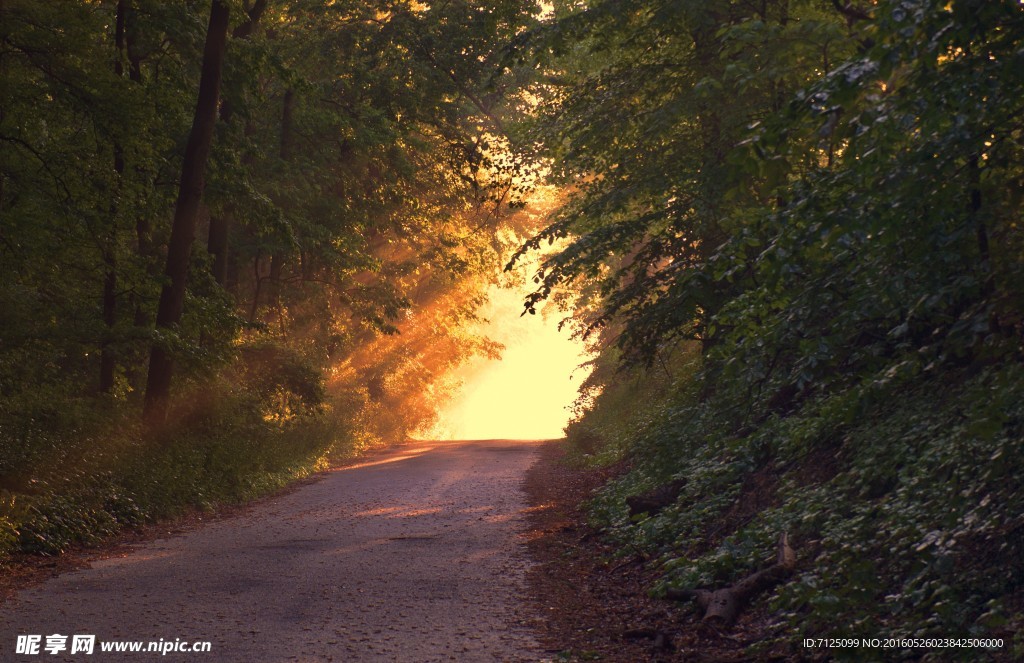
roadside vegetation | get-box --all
[0,0,538,561]
[4,1,1023,659]
[520,0,1024,658]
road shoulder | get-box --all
[523,440,682,661]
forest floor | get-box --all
[0,440,544,661]
[523,440,789,662]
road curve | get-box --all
[1,440,546,662]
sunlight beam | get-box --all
[423,283,592,441]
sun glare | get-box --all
[423,282,593,441]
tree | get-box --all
[0,0,538,434]
[509,0,851,364]
[143,1,231,426]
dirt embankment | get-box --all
[523,440,786,662]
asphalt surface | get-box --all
[0,440,546,662]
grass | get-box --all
[0,378,360,562]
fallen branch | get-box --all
[666,532,796,628]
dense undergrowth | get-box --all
[525,2,1024,659]
[0,342,340,560]
[0,280,498,562]
[568,350,1024,660]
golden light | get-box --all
[421,280,593,441]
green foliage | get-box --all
[530,0,1024,657]
[579,361,1024,658]
[565,342,700,468]
[0,373,342,558]
[235,339,326,418]
[0,0,539,563]
[0,0,538,408]
[511,0,854,360]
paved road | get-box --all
[1,440,546,662]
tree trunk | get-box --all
[126,5,147,265]
[100,251,118,393]
[123,4,150,390]
[205,0,269,288]
[226,250,240,295]
[268,252,283,310]
[234,0,269,40]
[266,88,294,321]
[666,532,796,627]
[249,253,264,323]
[121,2,154,394]
[100,0,129,394]
[300,248,314,283]
[143,0,230,426]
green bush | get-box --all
[0,366,350,563]
[575,356,1024,660]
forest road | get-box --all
[0,439,548,662]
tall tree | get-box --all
[510,0,846,363]
[143,0,231,426]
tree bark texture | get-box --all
[143,0,230,426]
